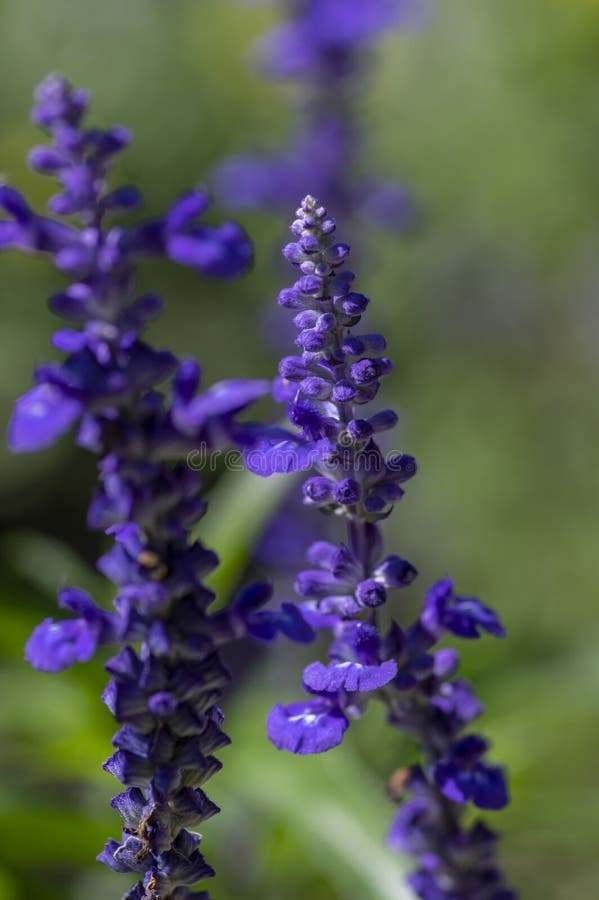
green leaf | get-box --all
[1,529,107,601]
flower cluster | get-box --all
[213,0,424,228]
[3,75,310,900]
[251,195,516,900]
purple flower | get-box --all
[26,618,99,672]
[244,435,333,476]
[267,698,348,754]
[24,587,119,672]
[421,579,506,640]
[8,382,83,452]
[125,191,253,278]
[433,736,509,811]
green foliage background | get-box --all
[0,1,598,897]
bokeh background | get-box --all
[1,0,598,898]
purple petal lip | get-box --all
[303,658,397,693]
[25,617,98,672]
[8,383,82,452]
[267,699,348,754]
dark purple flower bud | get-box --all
[333,478,361,505]
[279,355,312,381]
[350,356,393,385]
[432,648,460,679]
[386,453,418,483]
[32,74,88,128]
[368,409,399,432]
[299,234,320,253]
[345,418,373,442]
[303,476,334,506]
[100,186,143,212]
[300,376,332,400]
[315,312,336,331]
[295,328,330,352]
[342,334,387,356]
[373,555,418,588]
[325,243,350,265]
[293,310,319,329]
[278,287,305,309]
[282,241,304,264]
[355,578,387,608]
[334,291,369,316]
[295,568,352,599]
[147,692,178,717]
[28,146,65,172]
[363,492,389,514]
[332,379,357,402]
[297,274,324,296]
[173,359,202,405]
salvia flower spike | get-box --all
[3,74,310,899]
[213,0,425,229]
[250,195,516,900]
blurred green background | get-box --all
[1,0,598,897]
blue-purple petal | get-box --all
[25,617,98,672]
[303,658,397,693]
[244,436,333,476]
[8,383,82,452]
[267,698,348,754]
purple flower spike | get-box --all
[250,196,516,900]
[212,0,422,231]
[8,75,267,898]
[267,699,348,754]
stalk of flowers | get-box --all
[246,195,516,900]
[213,0,425,229]
[2,75,314,900]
